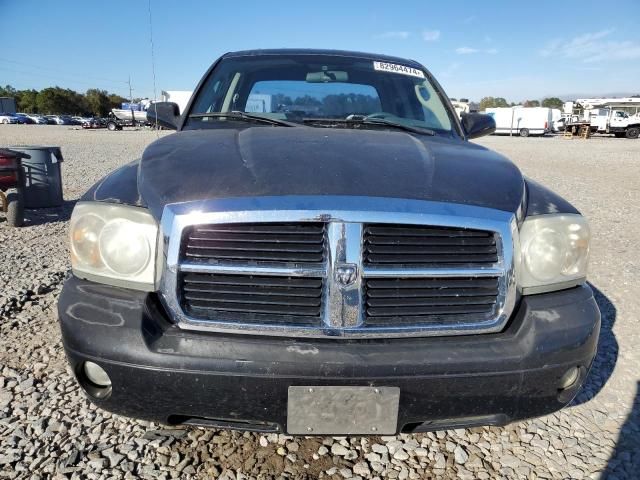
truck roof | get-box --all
[222,49,423,69]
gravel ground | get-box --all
[0,125,638,479]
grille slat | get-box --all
[184,222,326,264]
[184,285,321,297]
[182,273,321,288]
[365,277,498,289]
[188,301,321,317]
[187,240,324,253]
[185,293,321,307]
[367,304,495,317]
[186,249,324,262]
[366,226,491,237]
[367,296,497,307]
[364,224,498,266]
[367,254,498,264]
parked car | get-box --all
[59,49,599,435]
[0,113,19,124]
[24,113,49,124]
[45,115,72,125]
[81,117,105,129]
[60,115,78,125]
[13,113,35,124]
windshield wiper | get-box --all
[188,111,297,127]
[303,117,436,136]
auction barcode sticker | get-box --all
[373,61,425,78]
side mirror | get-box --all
[146,102,180,130]
[461,113,496,139]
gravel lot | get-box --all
[0,125,638,479]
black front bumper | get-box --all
[58,276,600,434]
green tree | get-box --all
[85,89,112,116]
[108,93,128,111]
[36,87,87,114]
[523,100,540,107]
[0,85,17,97]
[17,89,38,113]
[479,96,510,110]
[541,97,564,109]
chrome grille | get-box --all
[363,224,498,266]
[160,197,517,338]
[184,222,325,264]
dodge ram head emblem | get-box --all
[335,264,358,287]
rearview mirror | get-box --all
[306,71,349,83]
[146,102,180,130]
[461,113,496,139]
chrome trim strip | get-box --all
[180,262,326,277]
[159,195,517,338]
[362,267,503,278]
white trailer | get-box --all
[484,107,552,137]
[0,97,17,114]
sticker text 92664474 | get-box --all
[373,61,425,79]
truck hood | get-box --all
[138,127,524,220]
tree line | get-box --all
[478,96,564,110]
[0,85,129,117]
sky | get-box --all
[1,0,639,102]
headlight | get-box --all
[518,214,590,294]
[70,202,158,291]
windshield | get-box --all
[187,54,457,136]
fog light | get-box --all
[559,367,580,390]
[83,361,111,387]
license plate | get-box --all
[287,386,400,435]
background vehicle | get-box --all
[484,107,552,137]
[24,113,48,124]
[553,117,567,132]
[106,108,148,131]
[0,113,20,124]
[81,117,105,129]
[564,98,640,139]
[46,115,72,125]
[13,113,34,124]
[0,148,26,227]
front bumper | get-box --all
[58,276,600,434]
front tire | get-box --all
[107,121,118,131]
[5,188,24,227]
[625,127,639,139]
[519,128,530,137]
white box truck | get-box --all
[484,107,552,137]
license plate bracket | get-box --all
[287,386,400,435]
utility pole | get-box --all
[127,76,135,128]
[127,76,134,103]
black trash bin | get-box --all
[9,146,64,208]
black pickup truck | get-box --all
[58,49,599,435]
